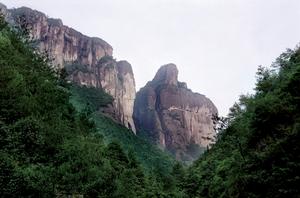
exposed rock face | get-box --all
[69,58,136,132]
[8,6,112,68]
[134,64,217,161]
[0,4,136,133]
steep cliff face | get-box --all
[69,57,136,132]
[134,64,217,161]
[0,4,136,133]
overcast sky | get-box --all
[2,0,300,115]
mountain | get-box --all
[134,64,218,161]
[0,3,136,133]
[1,3,219,161]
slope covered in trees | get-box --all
[69,84,175,174]
[182,47,300,197]
[0,17,182,197]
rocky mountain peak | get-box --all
[117,60,134,76]
[134,64,218,161]
[153,63,178,86]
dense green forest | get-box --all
[1,14,300,197]
[182,48,300,197]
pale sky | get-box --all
[2,0,300,116]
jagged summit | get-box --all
[152,63,178,86]
[117,60,135,76]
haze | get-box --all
[2,0,300,116]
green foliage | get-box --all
[0,17,73,197]
[69,83,175,175]
[183,47,300,197]
[91,112,175,174]
[186,143,206,159]
[70,84,113,111]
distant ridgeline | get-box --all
[0,2,218,162]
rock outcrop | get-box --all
[134,64,217,161]
[4,5,113,68]
[0,4,136,133]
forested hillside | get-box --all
[182,47,300,197]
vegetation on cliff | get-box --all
[70,84,175,174]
